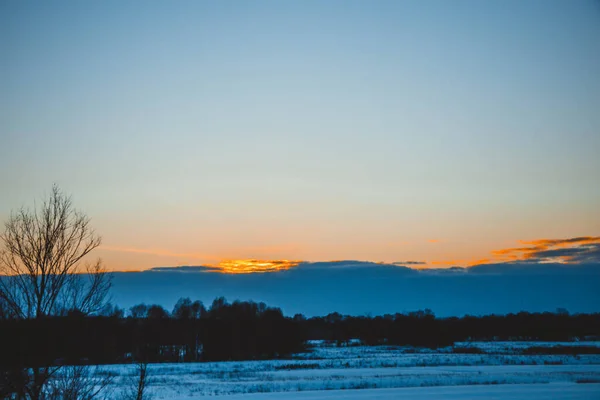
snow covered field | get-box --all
[218,383,600,400]
[60,341,600,398]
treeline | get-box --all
[303,310,600,346]
[0,298,302,369]
[1,297,599,369]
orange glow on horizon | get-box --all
[430,260,461,266]
[93,235,599,273]
[215,259,303,274]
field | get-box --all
[59,341,600,399]
[219,384,600,400]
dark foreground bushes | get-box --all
[0,300,304,368]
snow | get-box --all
[217,383,600,400]
[49,342,600,398]
[455,341,600,353]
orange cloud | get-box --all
[491,247,542,256]
[215,259,303,274]
[479,236,600,265]
[518,237,600,247]
[467,258,491,266]
[428,258,492,268]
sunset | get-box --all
[2,1,599,275]
[214,259,302,274]
[1,1,599,398]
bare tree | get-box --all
[0,184,112,399]
[46,365,115,400]
[0,184,111,319]
[133,362,150,400]
[121,362,151,400]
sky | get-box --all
[1,1,599,273]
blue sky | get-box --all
[1,1,599,271]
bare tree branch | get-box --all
[0,185,113,399]
[0,184,110,319]
[46,365,115,400]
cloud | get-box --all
[391,261,426,266]
[417,266,468,275]
[302,261,417,272]
[147,260,418,274]
[149,260,305,274]
[216,259,303,273]
[557,244,600,264]
[466,262,600,275]
[297,261,394,270]
[105,236,600,276]
[519,237,600,247]
[491,247,538,256]
[138,258,600,287]
[485,236,600,265]
[152,260,305,274]
[532,247,590,259]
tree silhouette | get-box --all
[130,304,149,319]
[172,297,206,319]
[0,185,112,399]
[147,304,169,319]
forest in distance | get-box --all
[2,297,600,369]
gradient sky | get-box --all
[1,1,599,272]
